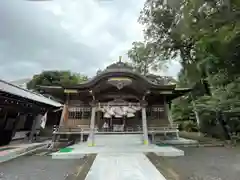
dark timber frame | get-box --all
[0,80,62,146]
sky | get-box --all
[0,0,181,81]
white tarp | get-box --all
[40,112,47,129]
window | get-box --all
[68,106,91,120]
[148,106,165,120]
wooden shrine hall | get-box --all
[39,59,191,146]
[0,79,62,146]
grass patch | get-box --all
[59,147,74,153]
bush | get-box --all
[179,120,199,132]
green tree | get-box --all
[139,0,240,134]
[27,70,88,90]
[127,41,164,75]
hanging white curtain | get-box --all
[96,105,105,112]
[126,106,136,113]
[132,106,141,111]
[122,106,129,115]
[104,112,112,118]
[127,112,135,118]
[101,104,141,118]
[103,106,114,115]
[115,114,123,118]
[114,107,124,116]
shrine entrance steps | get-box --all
[90,134,143,147]
[52,133,184,159]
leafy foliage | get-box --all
[127,41,166,75]
[131,0,240,134]
[27,70,88,90]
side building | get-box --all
[0,79,62,145]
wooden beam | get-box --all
[159,91,173,94]
[64,89,78,93]
[0,95,48,114]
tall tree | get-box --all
[127,41,164,75]
[27,70,88,90]
[139,0,240,133]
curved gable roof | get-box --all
[63,61,176,90]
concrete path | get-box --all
[85,153,167,180]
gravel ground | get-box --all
[164,147,240,180]
[0,153,84,180]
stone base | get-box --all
[52,143,184,159]
[162,137,198,145]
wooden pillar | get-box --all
[11,113,21,139]
[141,100,149,145]
[88,101,96,147]
[80,131,84,142]
[59,104,67,127]
[164,98,173,125]
[0,111,10,146]
[1,111,8,129]
[29,114,41,142]
[59,94,69,127]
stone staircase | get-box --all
[89,134,144,146]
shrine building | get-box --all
[39,60,191,146]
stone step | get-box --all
[89,134,144,146]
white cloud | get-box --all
[0,0,179,81]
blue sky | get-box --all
[0,0,180,81]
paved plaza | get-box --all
[1,146,240,180]
[157,147,240,180]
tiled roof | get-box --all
[10,78,31,86]
[0,79,62,107]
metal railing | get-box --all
[52,124,179,134]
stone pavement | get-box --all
[151,146,240,180]
[0,140,50,163]
[84,153,167,180]
[52,134,185,180]
[0,155,83,180]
